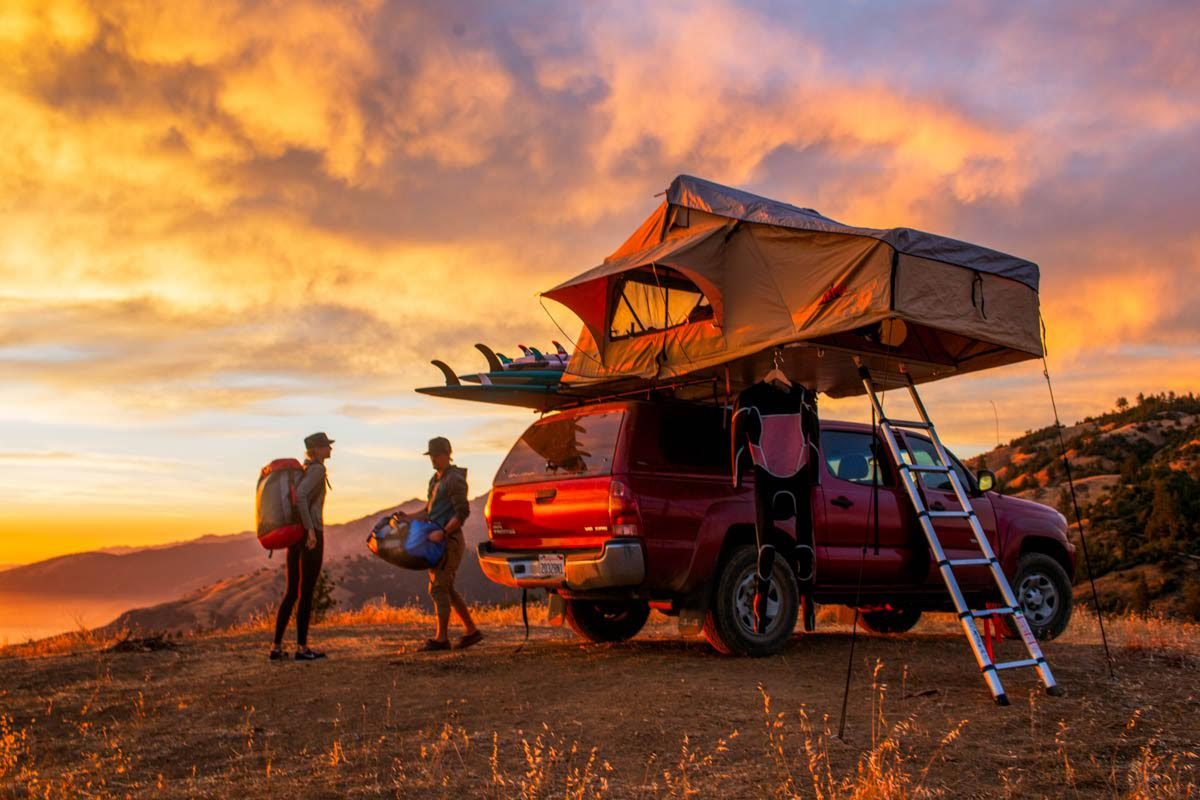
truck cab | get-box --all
[478,399,1076,656]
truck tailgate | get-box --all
[488,476,614,550]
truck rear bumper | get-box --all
[477,538,645,591]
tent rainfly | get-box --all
[542,175,1043,398]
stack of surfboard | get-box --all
[418,342,575,411]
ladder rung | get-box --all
[926,510,972,519]
[995,658,1040,671]
[946,558,994,567]
[901,464,950,473]
[967,607,1015,619]
[882,418,932,430]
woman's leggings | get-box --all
[273,532,324,647]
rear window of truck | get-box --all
[494,410,625,486]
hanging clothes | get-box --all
[731,380,820,633]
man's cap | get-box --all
[304,431,335,450]
[423,436,452,456]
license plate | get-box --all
[536,554,565,578]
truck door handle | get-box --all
[535,488,557,502]
[931,501,946,511]
[831,496,853,509]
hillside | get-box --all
[967,392,1200,618]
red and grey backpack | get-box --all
[255,459,306,550]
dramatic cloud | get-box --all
[1,0,1197,561]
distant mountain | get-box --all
[0,532,264,603]
[967,392,1200,618]
[99,494,518,635]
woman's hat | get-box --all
[304,432,335,449]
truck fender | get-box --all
[997,517,1072,577]
[670,494,796,596]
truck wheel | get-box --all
[564,599,650,643]
[1006,553,1073,641]
[859,607,922,634]
[703,545,799,657]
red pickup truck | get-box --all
[478,399,1076,656]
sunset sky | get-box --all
[2,0,1198,566]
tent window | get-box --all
[609,267,711,340]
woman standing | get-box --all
[270,431,333,661]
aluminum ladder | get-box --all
[858,363,1062,705]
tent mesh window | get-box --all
[609,266,712,340]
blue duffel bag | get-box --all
[367,516,447,570]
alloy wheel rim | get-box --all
[734,569,781,637]
[1017,572,1059,626]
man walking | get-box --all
[394,436,482,652]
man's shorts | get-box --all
[428,529,465,599]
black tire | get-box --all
[1005,553,1073,641]
[564,599,651,643]
[859,606,922,634]
[703,545,799,657]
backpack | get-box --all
[255,458,307,550]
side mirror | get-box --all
[976,469,997,493]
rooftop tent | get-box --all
[542,175,1042,398]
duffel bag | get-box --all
[367,516,446,569]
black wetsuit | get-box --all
[732,381,819,631]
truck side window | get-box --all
[822,431,889,486]
[901,436,974,493]
[656,404,729,473]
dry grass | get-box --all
[902,609,1200,664]
[221,599,531,638]
[1,607,1198,798]
[0,623,128,661]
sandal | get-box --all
[417,639,451,652]
[455,630,484,650]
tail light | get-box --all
[608,479,640,537]
[484,490,494,535]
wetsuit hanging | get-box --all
[731,356,819,634]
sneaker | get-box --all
[455,630,484,650]
[416,638,451,652]
[294,648,327,661]
[269,649,288,661]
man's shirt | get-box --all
[427,465,470,530]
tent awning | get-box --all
[542,221,732,347]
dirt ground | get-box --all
[1,610,1197,799]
